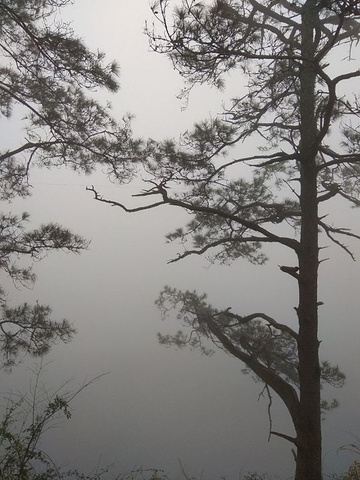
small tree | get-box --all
[0,363,111,480]
[88,1,360,479]
[0,0,140,365]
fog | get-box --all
[0,1,360,479]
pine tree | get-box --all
[0,0,138,366]
[89,1,360,478]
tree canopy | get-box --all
[0,0,139,367]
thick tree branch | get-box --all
[87,183,300,252]
[204,314,300,434]
[221,309,298,340]
[157,185,300,251]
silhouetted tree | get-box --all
[0,1,139,366]
[88,1,360,479]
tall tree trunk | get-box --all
[295,2,322,479]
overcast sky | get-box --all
[1,2,360,479]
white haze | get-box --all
[0,1,359,479]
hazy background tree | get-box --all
[0,0,139,366]
[88,1,360,479]
[0,2,143,477]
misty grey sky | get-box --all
[1,2,360,479]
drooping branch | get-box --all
[203,314,300,435]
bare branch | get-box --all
[86,186,167,213]
[270,430,298,445]
[319,219,360,260]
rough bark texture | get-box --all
[296,2,322,479]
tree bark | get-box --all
[295,2,322,479]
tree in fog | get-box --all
[89,1,360,479]
[0,0,139,366]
